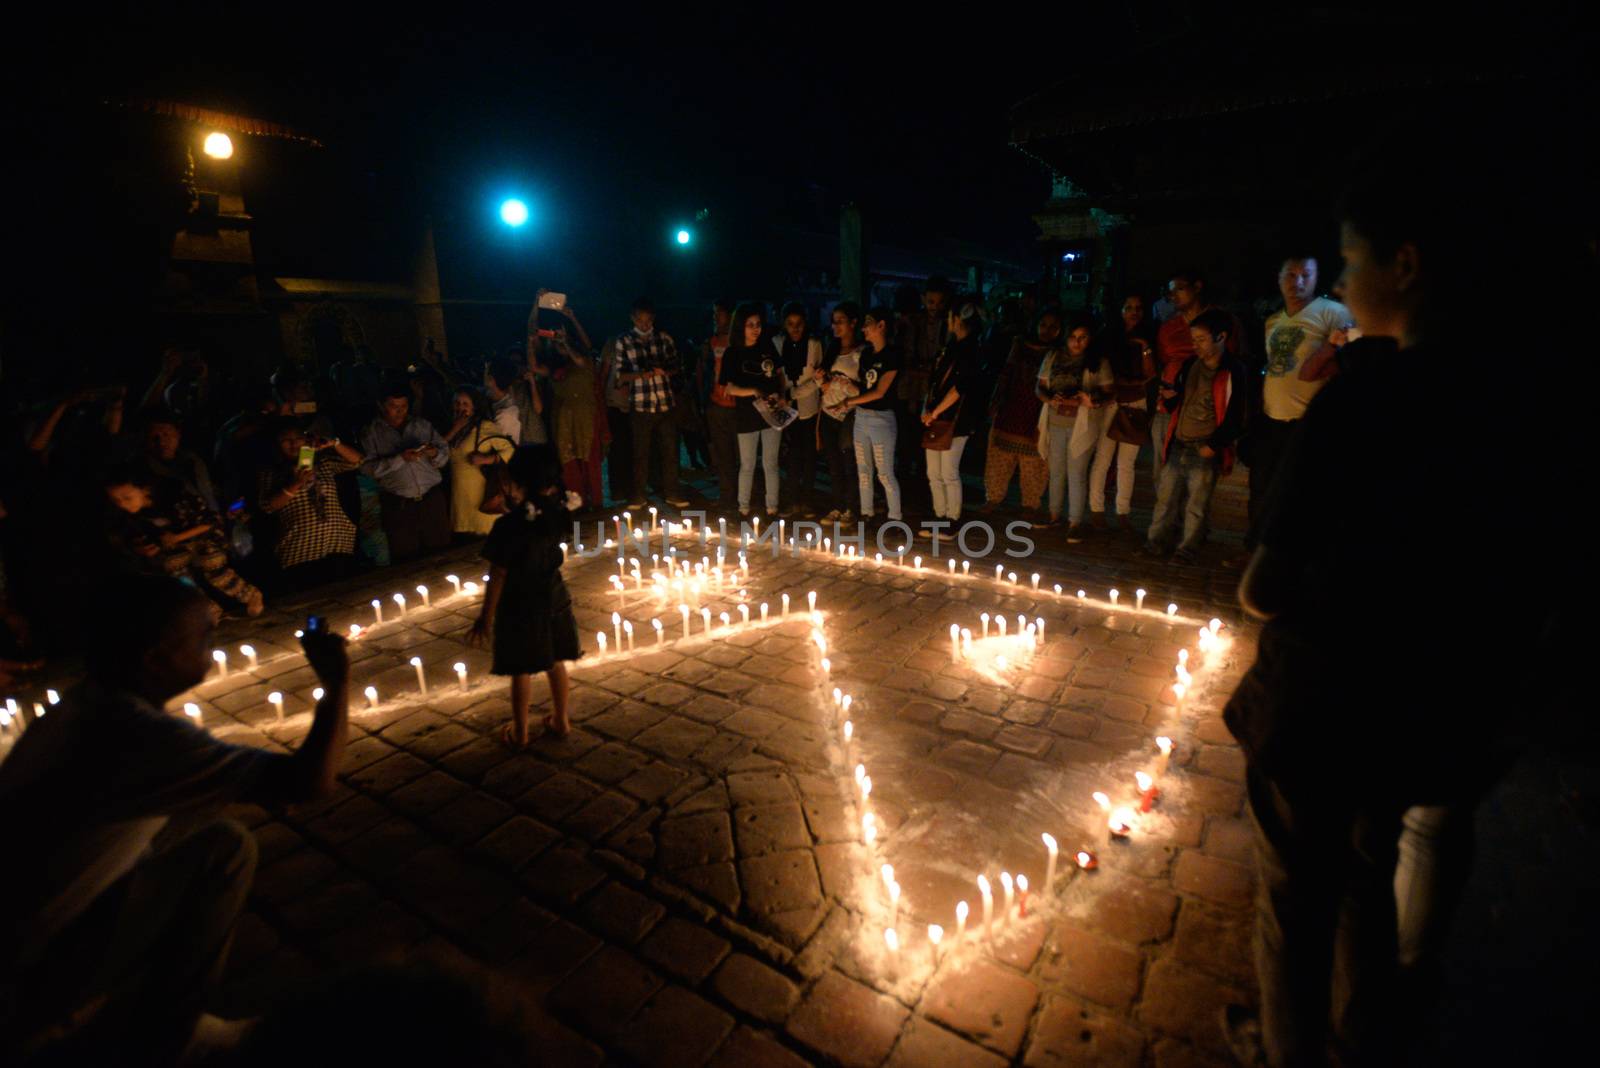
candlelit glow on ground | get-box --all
[3,515,1250,1061]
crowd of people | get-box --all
[0,115,1579,1068]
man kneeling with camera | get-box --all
[0,574,350,1066]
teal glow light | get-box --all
[676,229,691,245]
[500,199,530,227]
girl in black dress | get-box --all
[468,445,582,746]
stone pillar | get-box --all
[412,218,449,362]
[839,203,865,307]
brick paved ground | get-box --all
[176,489,1266,1067]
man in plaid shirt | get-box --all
[614,297,690,509]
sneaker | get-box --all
[915,526,936,540]
[1035,513,1061,530]
[820,509,841,522]
[766,507,780,517]
[625,500,647,511]
[1065,522,1087,544]
[1171,547,1197,565]
[837,510,855,525]
[1089,512,1108,529]
[1219,1006,1268,1067]
[664,496,691,509]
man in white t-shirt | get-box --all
[1243,257,1351,558]
[0,574,351,1064]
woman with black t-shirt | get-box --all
[717,302,787,518]
[920,300,986,533]
[839,307,902,523]
[816,302,865,523]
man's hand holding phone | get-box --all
[300,618,349,688]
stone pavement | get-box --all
[183,509,1261,1067]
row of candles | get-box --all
[850,609,1229,973]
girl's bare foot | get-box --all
[541,713,571,738]
[499,722,531,750]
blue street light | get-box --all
[675,228,692,246]
[500,198,530,227]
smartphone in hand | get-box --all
[538,292,567,311]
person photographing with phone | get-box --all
[359,384,451,563]
[259,422,364,588]
[0,573,352,1065]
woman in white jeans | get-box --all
[1036,314,1114,544]
[1089,294,1157,532]
[919,300,985,535]
[717,302,787,517]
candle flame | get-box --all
[928,924,944,945]
[1135,771,1153,791]
[1016,874,1028,892]
[881,863,895,886]
[843,720,853,742]
[240,644,255,657]
[1042,832,1058,852]
[1076,850,1094,868]
[856,763,867,783]
[1093,791,1111,811]
[977,874,991,896]
[268,691,282,704]
[999,871,1013,892]
[956,900,969,921]
[1109,806,1138,834]
[884,928,899,952]
[453,662,465,673]
[1156,736,1173,754]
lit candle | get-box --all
[447,574,461,595]
[1042,833,1059,894]
[371,598,384,624]
[1015,614,1026,637]
[392,592,407,616]
[995,564,1004,582]
[649,506,658,533]
[997,615,1007,638]
[1173,682,1187,714]
[719,516,727,541]
[825,538,832,555]
[614,514,623,541]
[820,657,831,674]
[781,593,790,618]
[1109,588,1119,607]
[1178,649,1189,666]
[1034,616,1045,641]
[212,649,228,678]
[999,871,1014,925]
[416,584,431,607]
[46,689,60,705]
[454,662,468,690]
[559,542,568,562]
[623,620,634,650]
[349,623,362,639]
[675,604,689,639]
[1209,618,1222,636]
[597,631,608,655]
[237,644,257,670]
[719,611,731,633]
[961,560,970,575]
[1076,850,1097,870]
[268,691,284,721]
[700,607,711,634]
[1016,874,1030,918]
[410,657,427,693]
[980,612,990,638]
[956,900,969,942]
[738,604,750,626]
[184,702,203,725]
[843,720,853,746]
[875,552,883,566]
[883,927,899,976]
[949,623,961,662]
[1008,571,1018,586]
[32,703,45,720]
[652,618,664,646]
[928,924,944,964]
[1054,583,1062,597]
[364,685,378,709]
[1136,771,1158,812]
[1167,602,1178,618]
[463,581,479,596]
[841,694,852,715]
[859,775,871,802]
[751,516,760,537]
[612,611,622,650]
[1031,573,1040,591]
[1077,589,1086,600]
[977,875,994,939]
[948,558,956,574]
[1135,588,1146,612]
[913,555,922,571]
[1156,736,1173,776]
[1109,806,1137,837]
[807,590,817,613]
[618,556,627,577]
[1093,791,1112,835]
[759,602,769,623]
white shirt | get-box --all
[1263,296,1351,420]
[491,393,523,444]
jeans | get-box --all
[6,819,257,1065]
[1246,414,1298,551]
[785,414,819,511]
[705,404,739,509]
[1146,441,1218,553]
[925,435,968,519]
[630,409,682,502]
[1090,408,1142,515]
[853,407,901,520]
[1045,413,1092,523]
[819,413,858,513]
[737,427,781,512]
